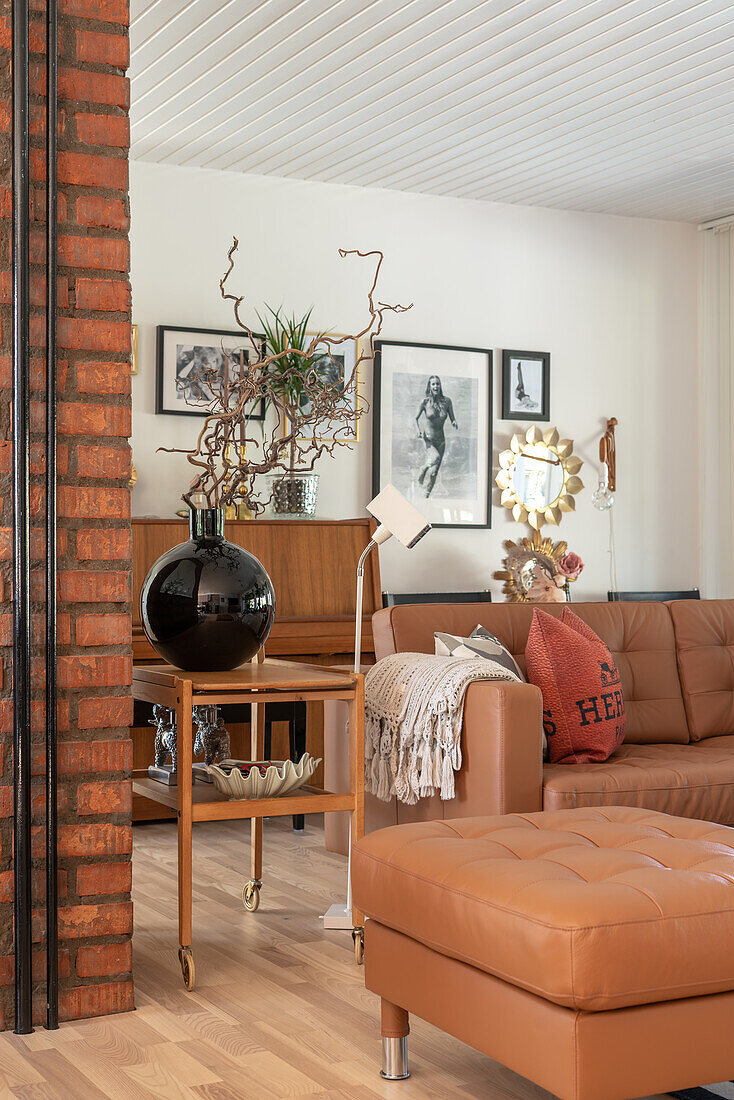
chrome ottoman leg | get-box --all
[381,1036,410,1080]
[380,1000,410,1080]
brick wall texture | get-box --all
[0,0,132,1029]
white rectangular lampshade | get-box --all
[367,484,431,549]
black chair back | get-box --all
[607,589,700,602]
[383,591,492,607]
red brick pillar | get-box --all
[0,0,133,1028]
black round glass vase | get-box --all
[140,508,275,671]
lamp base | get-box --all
[322,903,353,930]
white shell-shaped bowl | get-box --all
[206,754,322,800]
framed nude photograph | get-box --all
[373,340,492,529]
[155,325,265,419]
[501,349,550,421]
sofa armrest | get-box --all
[453,680,544,817]
[372,607,398,660]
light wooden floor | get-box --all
[0,818,678,1099]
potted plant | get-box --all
[257,305,328,516]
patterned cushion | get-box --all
[526,608,626,765]
[434,624,523,680]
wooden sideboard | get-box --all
[131,517,381,820]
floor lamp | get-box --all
[323,485,430,931]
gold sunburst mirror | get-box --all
[494,531,568,603]
[495,426,583,529]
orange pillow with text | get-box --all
[525,608,625,764]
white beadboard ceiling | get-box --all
[129,0,734,223]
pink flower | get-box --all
[557,551,584,580]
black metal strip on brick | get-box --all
[11,0,33,1038]
[45,0,59,1033]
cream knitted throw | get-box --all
[365,652,520,805]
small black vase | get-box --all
[141,508,275,671]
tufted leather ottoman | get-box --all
[352,806,734,1100]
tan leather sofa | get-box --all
[326,599,734,850]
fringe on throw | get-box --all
[364,652,519,805]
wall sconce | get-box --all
[592,418,617,511]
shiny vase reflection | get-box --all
[140,508,275,671]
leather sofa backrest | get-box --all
[372,600,690,745]
[669,599,734,740]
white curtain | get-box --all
[700,224,734,597]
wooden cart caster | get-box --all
[352,927,364,966]
[242,879,261,912]
[178,946,195,991]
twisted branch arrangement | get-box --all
[159,239,412,514]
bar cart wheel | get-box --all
[178,945,195,991]
[353,927,364,965]
[242,879,261,912]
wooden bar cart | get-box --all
[132,659,365,990]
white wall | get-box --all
[130,160,700,600]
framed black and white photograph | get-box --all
[297,335,360,441]
[501,349,550,421]
[156,325,265,419]
[373,340,492,529]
